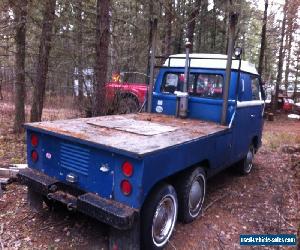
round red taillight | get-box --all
[122,161,133,177]
[31,134,39,147]
[31,150,38,162]
[120,180,132,196]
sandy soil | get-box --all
[0,100,299,250]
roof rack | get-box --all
[152,54,257,75]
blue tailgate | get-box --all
[27,131,115,199]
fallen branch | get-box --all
[203,193,229,212]
[39,221,69,231]
[168,239,177,250]
[0,223,4,250]
[275,208,295,229]
[16,214,35,224]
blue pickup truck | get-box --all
[18,53,264,249]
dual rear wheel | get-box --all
[142,145,256,249]
[141,167,206,249]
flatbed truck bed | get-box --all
[26,113,228,157]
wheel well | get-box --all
[168,160,210,183]
[141,160,210,207]
[117,92,139,105]
[252,136,259,151]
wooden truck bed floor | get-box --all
[26,113,228,156]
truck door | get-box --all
[248,75,264,139]
[232,73,264,162]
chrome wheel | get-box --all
[188,177,204,217]
[244,147,254,173]
[152,194,177,247]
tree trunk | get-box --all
[186,0,202,52]
[293,47,300,101]
[146,1,154,83]
[273,0,288,111]
[294,64,299,101]
[224,0,231,54]
[75,0,84,102]
[174,0,184,53]
[30,0,56,122]
[284,30,292,89]
[12,0,28,132]
[164,0,173,56]
[93,0,110,116]
[258,0,268,76]
[211,1,217,50]
[284,3,295,90]
[195,0,208,52]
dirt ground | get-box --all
[0,100,299,250]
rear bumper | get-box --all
[18,168,138,230]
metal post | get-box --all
[147,18,158,113]
[178,40,192,118]
[221,12,239,125]
[183,39,191,93]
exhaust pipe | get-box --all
[176,39,191,118]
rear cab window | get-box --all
[251,76,261,100]
[161,72,223,99]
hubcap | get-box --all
[188,177,204,217]
[189,181,202,214]
[245,148,254,173]
[152,195,177,247]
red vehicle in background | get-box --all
[282,98,294,112]
[105,72,148,113]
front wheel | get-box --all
[236,145,255,175]
[141,183,178,249]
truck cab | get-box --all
[152,54,264,171]
[18,53,264,250]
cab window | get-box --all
[161,72,223,98]
[251,77,261,100]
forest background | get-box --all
[0,0,299,131]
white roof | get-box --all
[163,54,258,75]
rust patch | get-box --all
[35,125,88,140]
[26,113,228,156]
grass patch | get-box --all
[263,131,300,150]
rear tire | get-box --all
[141,183,178,250]
[117,97,139,114]
[176,167,206,223]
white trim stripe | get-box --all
[237,100,264,108]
